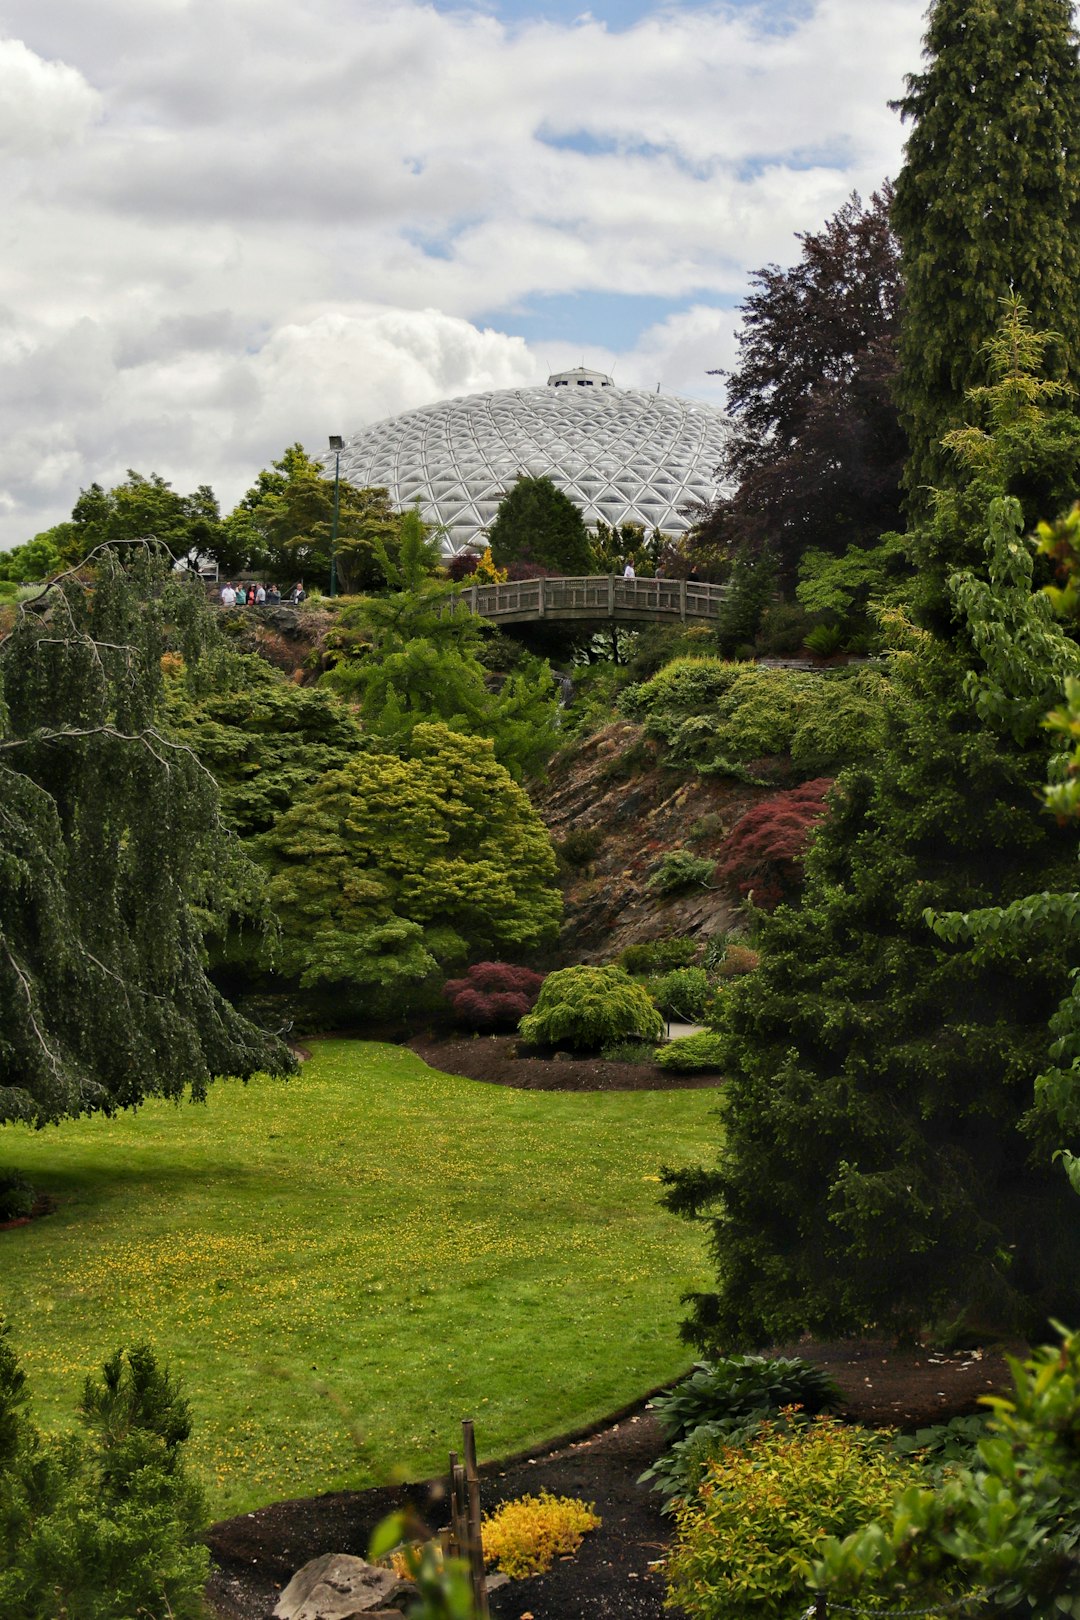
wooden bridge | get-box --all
[443,574,728,626]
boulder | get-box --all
[273,1553,412,1620]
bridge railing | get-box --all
[441,574,728,624]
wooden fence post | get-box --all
[462,1420,489,1617]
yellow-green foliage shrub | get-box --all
[619,657,887,776]
[481,1492,601,1578]
[666,1418,912,1620]
[518,965,664,1050]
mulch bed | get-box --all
[406,1032,720,1091]
[203,1040,1018,1619]
[205,1341,1017,1620]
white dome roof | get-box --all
[335,373,728,555]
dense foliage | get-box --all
[654,1032,726,1073]
[817,1326,1080,1618]
[620,657,888,778]
[519,965,664,1050]
[0,1325,209,1619]
[0,553,291,1126]
[487,475,594,577]
[693,190,904,578]
[442,962,545,1031]
[324,512,558,782]
[222,443,401,590]
[892,0,1080,502]
[649,1356,841,1449]
[666,1418,911,1620]
[661,311,1080,1346]
[714,777,833,909]
[261,723,560,1010]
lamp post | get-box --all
[328,434,344,598]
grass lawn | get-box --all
[0,1039,721,1518]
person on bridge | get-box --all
[623,561,636,579]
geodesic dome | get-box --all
[335,368,728,556]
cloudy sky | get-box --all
[0,0,927,549]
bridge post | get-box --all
[607,575,615,617]
[680,580,687,622]
[537,579,546,618]
[469,585,478,615]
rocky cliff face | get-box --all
[536,721,777,963]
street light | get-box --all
[328,434,344,598]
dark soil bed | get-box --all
[205,1340,1017,1620]
[407,1033,720,1092]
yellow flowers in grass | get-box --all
[481,1491,601,1578]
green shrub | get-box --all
[0,1327,209,1620]
[804,622,845,658]
[649,967,710,1021]
[655,1032,726,1072]
[519,965,664,1050]
[554,825,605,867]
[599,1038,656,1063]
[650,1356,841,1447]
[618,937,698,974]
[621,658,889,778]
[619,657,750,721]
[641,1409,806,1508]
[647,851,716,895]
[666,1418,913,1620]
[0,1171,34,1222]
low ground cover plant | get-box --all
[481,1491,601,1577]
[619,657,887,777]
[442,962,545,1031]
[655,1032,726,1073]
[647,851,716,895]
[618,937,698,974]
[519,964,664,1050]
[650,1356,842,1448]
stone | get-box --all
[273,1554,410,1620]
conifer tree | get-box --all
[487,476,594,576]
[892,0,1080,504]
[0,550,291,1127]
[662,306,1080,1343]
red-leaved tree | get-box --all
[442,962,546,1030]
[716,779,833,909]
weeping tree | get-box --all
[0,548,292,1127]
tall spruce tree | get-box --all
[892,0,1080,505]
[662,308,1080,1344]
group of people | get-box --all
[219,581,305,607]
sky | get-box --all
[0,0,928,549]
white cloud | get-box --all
[0,0,927,546]
[0,36,100,154]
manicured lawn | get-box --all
[0,1040,721,1517]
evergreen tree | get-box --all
[662,306,1080,1344]
[0,549,291,1126]
[892,0,1080,504]
[487,475,594,576]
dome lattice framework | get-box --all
[336,369,729,555]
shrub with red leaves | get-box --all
[442,961,546,1030]
[446,551,479,581]
[716,779,833,910]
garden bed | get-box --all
[205,1338,1016,1620]
[407,1032,721,1091]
